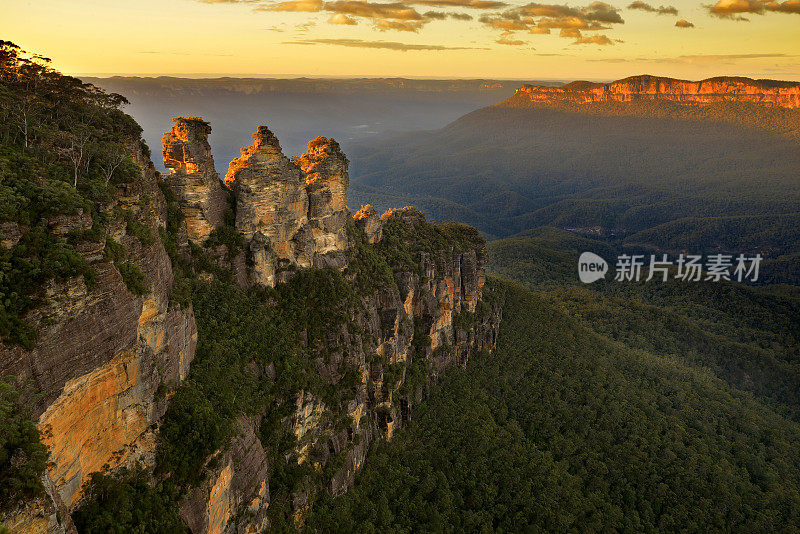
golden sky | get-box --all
[3,0,799,80]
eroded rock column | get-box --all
[162,117,229,243]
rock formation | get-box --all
[511,75,800,109]
[295,136,350,266]
[224,127,351,287]
[162,117,229,243]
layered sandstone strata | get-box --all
[0,145,197,520]
[162,117,229,243]
[513,75,800,109]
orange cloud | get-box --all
[510,2,623,23]
[286,38,487,50]
[708,0,800,15]
[422,9,475,18]
[324,0,423,19]
[766,0,800,12]
[478,15,535,30]
[496,31,527,44]
[538,16,608,29]
[407,0,506,7]
[675,18,694,26]
[480,1,624,39]
[374,19,426,29]
[572,34,614,44]
[627,1,679,14]
[329,13,359,23]
[707,0,762,16]
[260,0,323,11]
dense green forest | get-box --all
[307,278,800,532]
[488,229,800,420]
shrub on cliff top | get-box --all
[0,41,144,347]
[0,225,94,348]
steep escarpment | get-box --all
[0,42,499,534]
[498,74,800,144]
[160,119,499,531]
[0,109,197,532]
[510,75,800,109]
[0,42,204,534]
[0,146,197,532]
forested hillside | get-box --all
[488,229,800,421]
[308,278,800,532]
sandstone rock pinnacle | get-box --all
[295,137,350,258]
[225,127,351,286]
[162,117,229,243]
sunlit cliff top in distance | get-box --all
[512,75,800,109]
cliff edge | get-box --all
[508,75,800,109]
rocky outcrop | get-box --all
[224,126,311,287]
[510,75,800,109]
[224,127,350,287]
[0,145,197,512]
[354,204,383,244]
[162,117,229,243]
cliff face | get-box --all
[162,117,230,243]
[176,206,500,534]
[295,136,350,265]
[510,75,800,109]
[0,146,197,528]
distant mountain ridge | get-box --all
[86,76,540,97]
[507,75,800,109]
